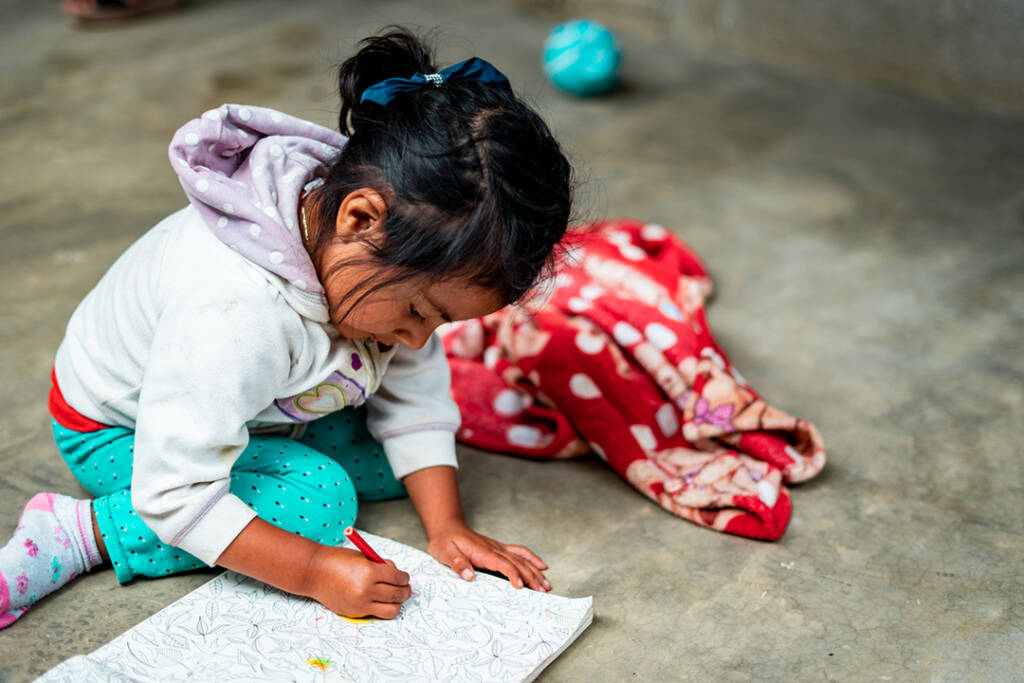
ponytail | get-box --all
[337,29,436,136]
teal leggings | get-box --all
[51,408,405,584]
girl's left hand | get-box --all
[427,523,550,592]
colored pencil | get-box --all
[344,526,386,564]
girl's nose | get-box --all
[394,324,437,351]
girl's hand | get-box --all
[427,522,550,592]
[304,545,411,619]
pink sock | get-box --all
[0,493,102,628]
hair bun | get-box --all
[338,27,436,135]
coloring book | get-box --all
[34,531,593,682]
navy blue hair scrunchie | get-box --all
[360,57,512,105]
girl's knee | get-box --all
[234,455,358,547]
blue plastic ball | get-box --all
[543,19,622,97]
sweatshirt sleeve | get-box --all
[365,333,460,479]
[132,289,296,566]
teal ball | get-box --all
[543,19,621,97]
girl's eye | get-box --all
[410,305,426,321]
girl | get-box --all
[0,28,572,626]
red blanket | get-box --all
[441,219,826,540]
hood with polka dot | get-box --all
[168,104,346,306]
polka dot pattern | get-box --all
[493,388,527,416]
[50,404,404,583]
[655,403,679,436]
[641,223,667,240]
[644,322,677,350]
[574,329,605,355]
[169,104,346,300]
[440,218,818,541]
[630,424,657,451]
[507,425,543,447]
[612,322,642,346]
[567,297,591,312]
[569,373,601,399]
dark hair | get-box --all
[309,27,573,323]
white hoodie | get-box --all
[54,104,460,565]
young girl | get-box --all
[0,28,572,626]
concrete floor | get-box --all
[2,1,1022,681]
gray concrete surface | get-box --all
[525,0,1024,115]
[2,0,1022,681]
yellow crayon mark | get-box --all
[306,656,332,672]
[337,614,377,625]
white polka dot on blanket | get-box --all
[268,251,284,265]
[507,425,543,448]
[569,373,601,399]
[612,321,642,346]
[195,179,209,193]
[203,109,222,121]
[655,403,679,436]
[756,480,778,507]
[700,346,727,369]
[579,284,605,300]
[222,203,234,214]
[184,132,200,146]
[659,301,684,321]
[263,205,278,218]
[249,223,261,236]
[645,322,677,350]
[641,223,667,240]
[238,107,253,121]
[567,297,591,312]
[618,244,646,261]
[589,442,606,460]
[574,329,605,355]
[563,246,584,266]
[554,273,574,289]
[270,144,284,158]
[271,112,283,123]
[483,346,500,369]
[294,280,307,290]
[606,231,630,245]
[630,424,657,451]
[217,216,228,228]
[493,389,526,416]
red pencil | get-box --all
[344,526,386,564]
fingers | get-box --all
[370,601,403,620]
[370,581,411,605]
[483,553,532,590]
[510,554,550,592]
[447,549,476,581]
[505,544,548,570]
[374,559,410,586]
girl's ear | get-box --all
[335,188,387,236]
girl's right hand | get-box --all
[304,545,411,619]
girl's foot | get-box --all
[0,493,102,628]
[60,0,182,21]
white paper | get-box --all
[35,532,593,682]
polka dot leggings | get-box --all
[50,408,405,584]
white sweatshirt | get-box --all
[53,105,460,565]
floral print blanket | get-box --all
[441,219,826,540]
